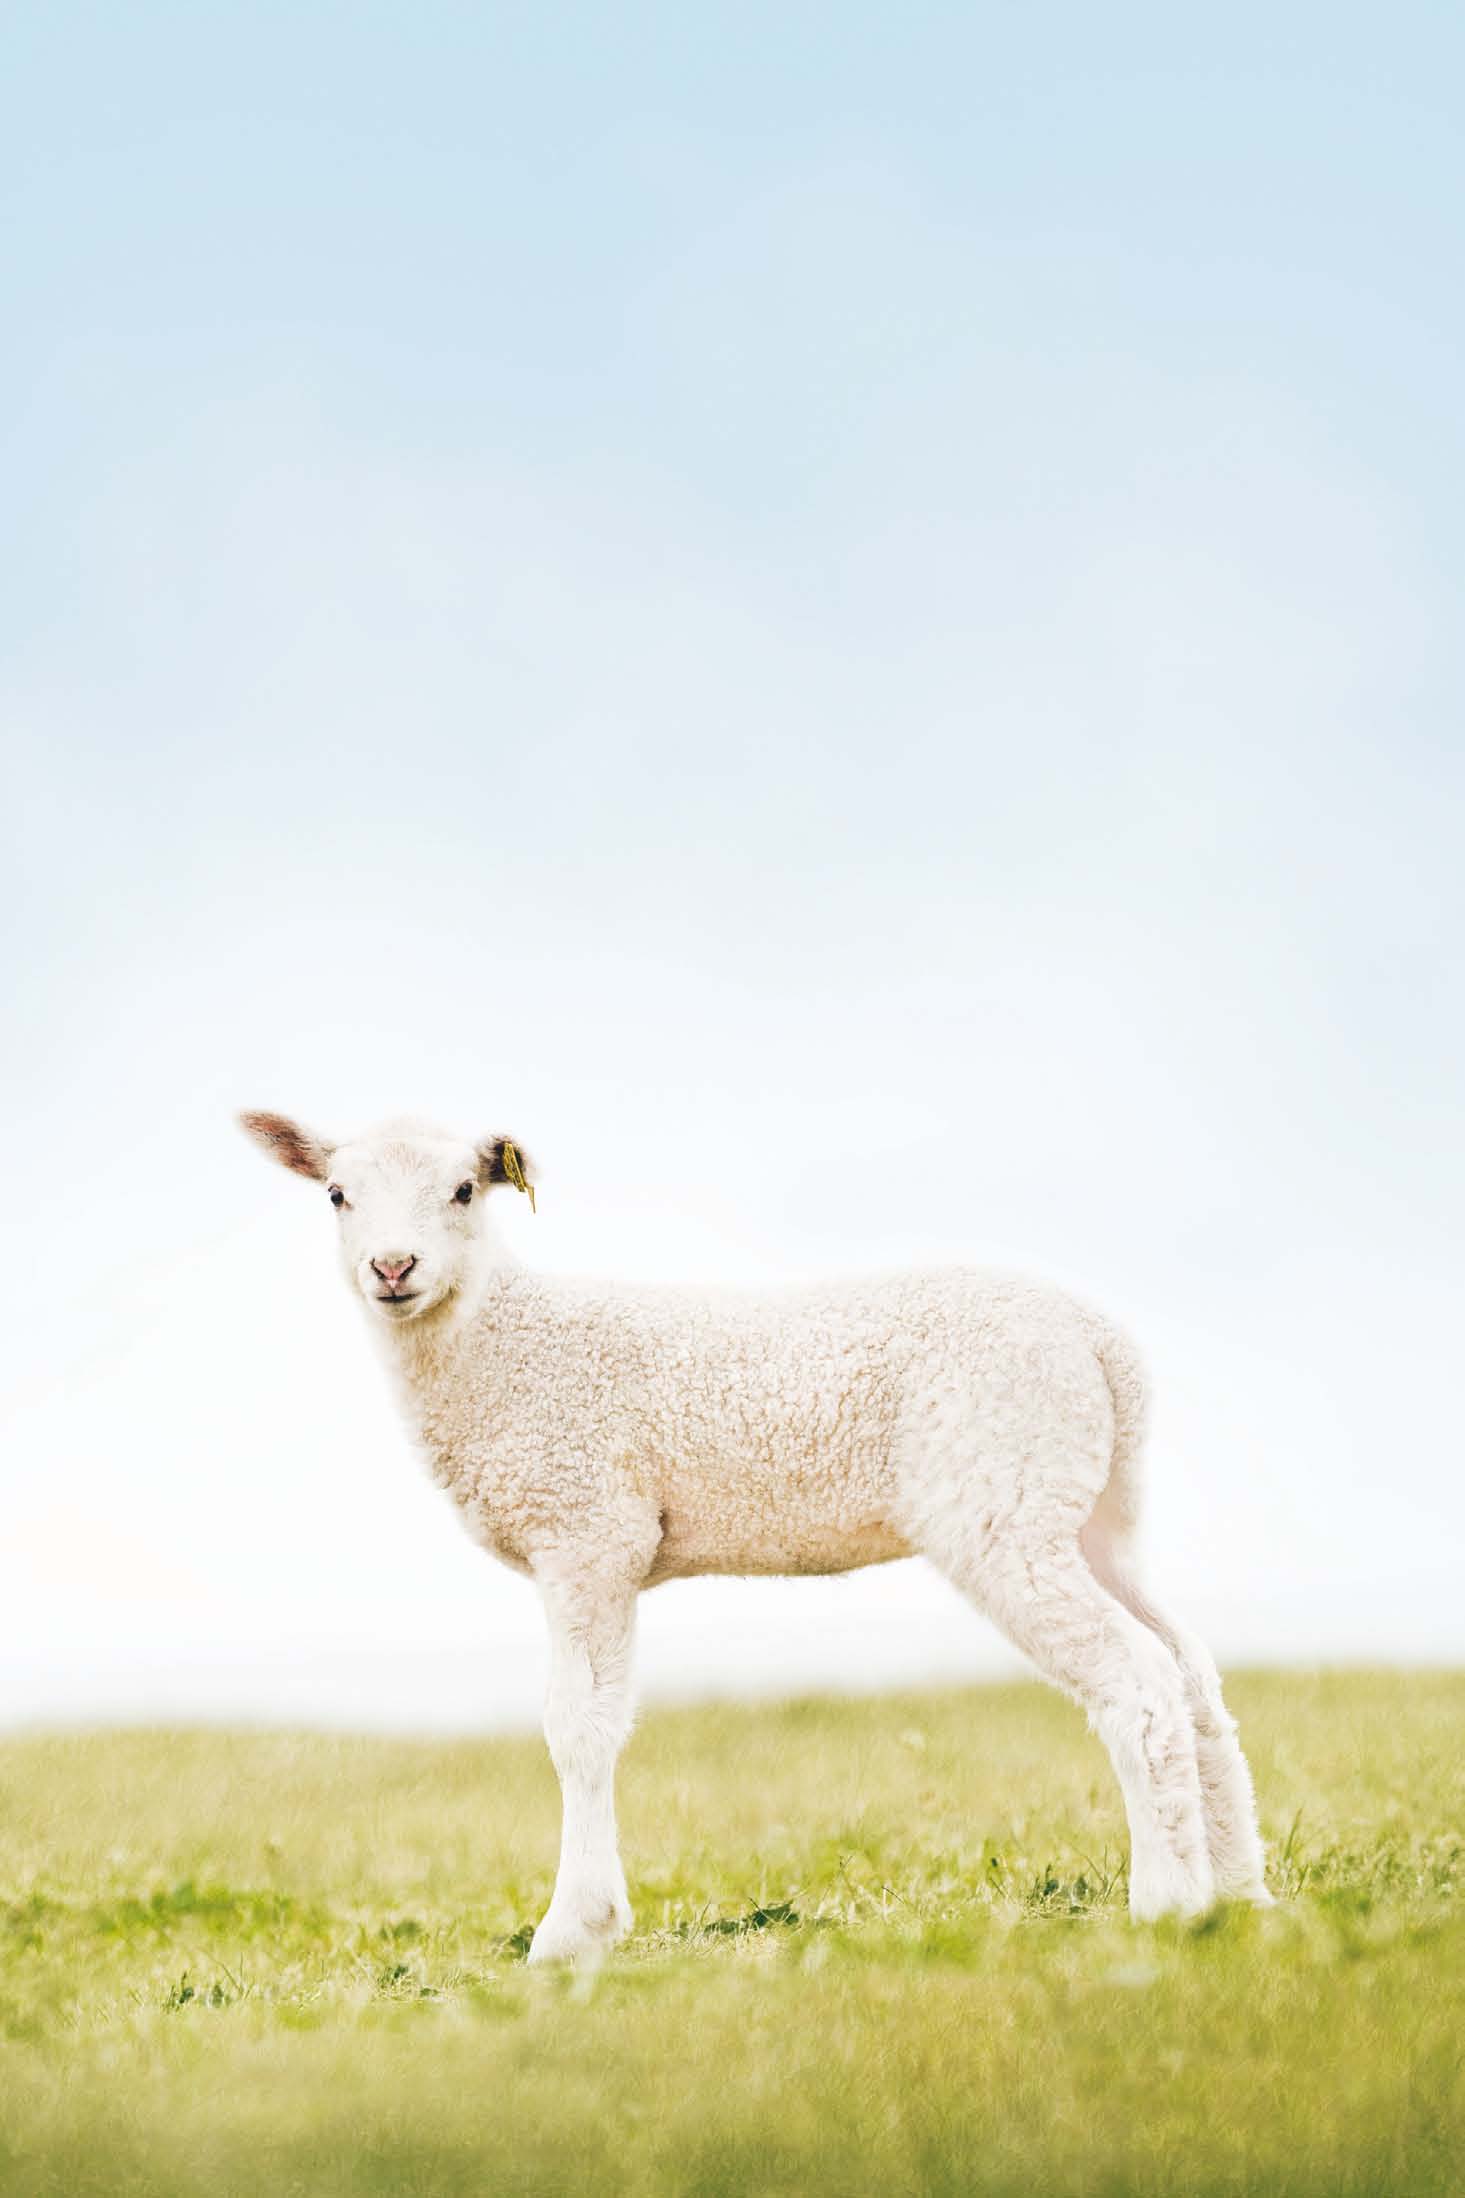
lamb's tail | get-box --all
[1084,1317,1149,1551]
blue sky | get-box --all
[3,4,1462,1726]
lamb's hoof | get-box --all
[1211,1863,1275,1907]
[1127,1865,1216,1923]
[525,1891,631,1969]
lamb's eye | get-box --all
[328,1185,346,1210]
[453,1180,474,1205]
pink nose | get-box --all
[372,1254,417,1286]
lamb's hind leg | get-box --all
[1081,1518,1270,1903]
[928,1521,1215,1920]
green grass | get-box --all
[2,1671,1462,2196]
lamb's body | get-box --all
[240,1109,1270,1966]
[399,1266,1124,1588]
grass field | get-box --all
[2,1670,1462,2196]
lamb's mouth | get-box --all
[375,1291,423,1310]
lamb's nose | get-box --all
[372,1254,417,1286]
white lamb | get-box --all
[240,1108,1270,1964]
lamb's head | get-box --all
[238,1110,534,1327]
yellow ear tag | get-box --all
[501,1139,536,1213]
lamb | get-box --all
[239,1108,1271,1964]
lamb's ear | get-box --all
[478,1135,535,1202]
[237,1110,334,1182]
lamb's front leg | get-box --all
[527,1564,638,1969]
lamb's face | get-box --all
[325,1131,490,1325]
[238,1111,532,1330]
